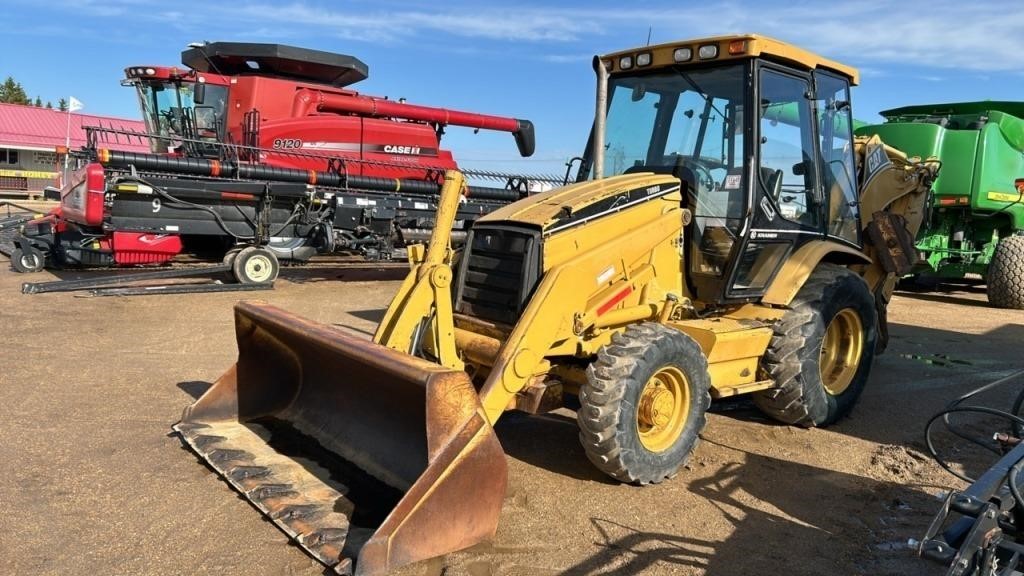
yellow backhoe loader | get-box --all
[174,34,939,575]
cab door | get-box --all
[814,71,861,247]
[726,64,825,299]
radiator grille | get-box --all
[456,227,539,325]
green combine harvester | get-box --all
[857,101,1024,308]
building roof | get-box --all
[0,102,150,153]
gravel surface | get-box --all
[1,263,1021,576]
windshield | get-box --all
[594,64,749,278]
[597,65,747,218]
[135,81,228,153]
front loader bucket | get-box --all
[174,301,507,575]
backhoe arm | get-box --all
[855,135,940,297]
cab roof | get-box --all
[181,42,369,88]
[601,33,859,86]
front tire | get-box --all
[232,247,279,285]
[11,246,45,273]
[987,235,1024,309]
[578,323,711,484]
[753,264,878,427]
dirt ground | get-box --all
[1,261,1022,576]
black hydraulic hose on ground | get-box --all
[924,368,1024,483]
[943,369,1024,456]
[1013,386,1024,437]
[926,406,1024,483]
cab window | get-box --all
[758,69,819,228]
[815,72,860,245]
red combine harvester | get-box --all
[11,42,546,285]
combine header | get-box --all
[10,42,549,284]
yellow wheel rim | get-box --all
[636,366,690,453]
[819,308,864,396]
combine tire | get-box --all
[578,323,710,484]
[753,264,877,427]
[987,235,1024,309]
[232,247,279,285]
[10,246,44,273]
[222,246,244,268]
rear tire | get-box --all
[753,264,878,427]
[232,247,279,285]
[11,246,45,273]
[577,323,710,484]
[987,235,1024,309]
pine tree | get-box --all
[34,96,42,107]
[45,101,53,109]
[58,97,68,112]
[0,76,30,104]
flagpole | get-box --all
[63,96,82,187]
[64,102,71,182]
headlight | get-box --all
[698,44,718,59]
[636,52,652,67]
[673,47,693,62]
[619,55,633,70]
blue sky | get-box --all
[3,0,1023,177]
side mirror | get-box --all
[193,81,206,105]
[791,160,814,176]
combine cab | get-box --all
[11,42,545,281]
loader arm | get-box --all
[374,171,466,370]
[174,175,512,576]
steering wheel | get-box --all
[676,157,716,195]
[159,109,182,135]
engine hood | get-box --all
[477,173,683,235]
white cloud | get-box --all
[221,3,598,44]
[594,0,1024,73]
[29,0,1024,72]
[541,54,591,64]
[223,1,1024,72]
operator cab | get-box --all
[123,66,230,154]
[580,34,862,304]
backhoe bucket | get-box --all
[174,301,507,575]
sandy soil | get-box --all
[1,262,1021,576]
